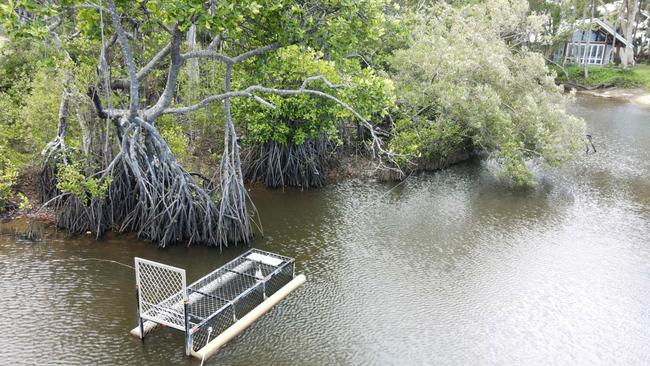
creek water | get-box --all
[1,96,649,365]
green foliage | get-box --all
[21,69,62,152]
[0,37,47,92]
[0,37,62,168]
[0,0,56,39]
[0,0,590,194]
[0,92,25,162]
[170,58,229,166]
[390,115,466,167]
[339,67,396,121]
[2,0,399,168]
[389,0,585,185]
[233,45,395,146]
[0,67,62,164]
[157,115,190,161]
[2,0,393,63]
[56,160,110,204]
[18,192,31,210]
[556,65,650,90]
[0,149,18,212]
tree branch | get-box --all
[181,43,281,64]
[300,75,345,89]
[207,33,223,50]
[231,43,281,63]
[103,33,118,56]
[145,28,183,121]
[87,86,108,119]
[162,90,256,114]
[87,86,128,119]
[181,49,233,64]
[104,0,139,120]
[111,42,172,90]
[159,75,396,165]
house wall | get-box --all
[571,29,607,43]
[553,28,617,66]
[604,44,614,65]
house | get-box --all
[552,19,629,66]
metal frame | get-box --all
[133,249,296,356]
[134,257,187,331]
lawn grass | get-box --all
[552,64,650,90]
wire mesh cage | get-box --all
[187,249,295,352]
[134,249,296,356]
[135,258,187,331]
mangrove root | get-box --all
[243,136,334,188]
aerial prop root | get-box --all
[243,136,333,188]
[114,118,244,248]
[38,117,255,248]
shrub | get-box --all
[0,150,18,212]
[389,0,585,185]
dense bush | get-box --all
[55,159,110,205]
[0,150,18,212]
[0,39,62,210]
[0,0,589,220]
[389,0,585,185]
[234,46,395,145]
[232,45,395,187]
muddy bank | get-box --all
[3,150,472,225]
[0,199,55,225]
[575,87,650,108]
[0,165,55,224]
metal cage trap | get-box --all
[131,249,305,359]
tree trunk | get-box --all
[578,0,590,69]
[185,24,199,144]
[621,0,640,68]
[563,0,580,65]
[218,63,253,244]
[583,0,595,78]
[186,24,200,83]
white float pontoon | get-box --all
[130,249,305,361]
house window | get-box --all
[587,44,605,64]
[566,43,605,65]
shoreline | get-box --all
[575,86,650,107]
[2,152,472,228]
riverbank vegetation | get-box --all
[389,1,584,185]
[555,65,650,90]
[539,0,650,91]
[0,0,584,246]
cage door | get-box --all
[135,257,187,331]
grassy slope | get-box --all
[553,64,650,90]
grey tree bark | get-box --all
[563,0,580,66]
[583,0,595,78]
[620,0,640,67]
[35,0,400,248]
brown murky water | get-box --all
[1,96,649,365]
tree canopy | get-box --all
[389,0,584,185]
[0,0,587,246]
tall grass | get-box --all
[553,64,650,89]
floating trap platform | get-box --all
[130,249,305,360]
